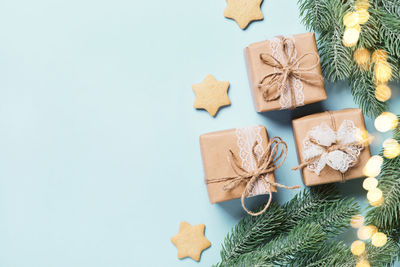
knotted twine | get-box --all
[258,36,324,109]
[206,137,300,216]
[292,111,364,182]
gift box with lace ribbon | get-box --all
[292,108,371,186]
[245,32,327,112]
[200,126,300,216]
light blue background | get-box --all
[0,0,399,266]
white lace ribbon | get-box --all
[270,36,305,109]
[236,126,269,196]
[302,120,364,175]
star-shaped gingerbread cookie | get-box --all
[171,221,211,261]
[192,74,230,117]
[224,0,264,29]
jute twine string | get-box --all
[206,137,300,216]
[292,111,364,182]
[257,36,324,109]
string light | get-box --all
[354,0,370,11]
[374,112,399,132]
[356,9,370,24]
[374,61,392,83]
[371,232,387,247]
[343,12,360,27]
[343,27,360,47]
[372,49,388,63]
[375,83,391,102]
[370,196,384,207]
[363,155,383,177]
[363,177,378,191]
[351,240,366,256]
[357,225,378,240]
[354,48,370,69]
[367,188,383,202]
[383,138,400,159]
[356,259,371,267]
[350,215,365,228]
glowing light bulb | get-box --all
[367,188,383,202]
[356,9,370,24]
[383,138,400,159]
[342,27,360,47]
[354,48,370,69]
[372,49,388,63]
[374,61,392,83]
[355,0,370,11]
[351,240,366,256]
[350,215,365,228]
[374,112,399,132]
[356,259,371,267]
[343,12,360,27]
[375,84,391,102]
[371,232,387,247]
[363,177,378,191]
[357,225,378,240]
[363,155,383,177]
[370,196,384,207]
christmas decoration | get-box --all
[171,221,210,261]
[244,33,325,112]
[215,185,400,266]
[224,0,263,29]
[192,74,230,117]
[375,83,391,102]
[292,109,370,186]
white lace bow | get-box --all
[302,120,364,175]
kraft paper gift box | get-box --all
[292,108,371,186]
[245,32,327,112]
[199,125,277,204]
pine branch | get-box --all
[218,202,286,263]
[365,239,400,266]
[283,184,340,228]
[349,67,387,117]
[225,223,326,266]
[366,167,400,230]
[302,198,360,237]
[298,0,331,32]
[377,7,400,58]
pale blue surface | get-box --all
[0,0,399,266]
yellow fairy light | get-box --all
[367,188,383,202]
[351,240,366,256]
[343,27,360,47]
[356,259,371,267]
[363,177,378,191]
[355,0,370,11]
[363,155,383,177]
[371,232,387,247]
[350,214,365,228]
[357,225,378,240]
[357,129,373,146]
[356,9,370,24]
[343,12,359,27]
[372,49,388,63]
[383,138,400,159]
[374,112,399,132]
[375,83,392,102]
[374,61,392,83]
[370,196,384,207]
[354,48,370,69]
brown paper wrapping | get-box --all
[245,32,327,112]
[292,108,371,186]
[200,126,276,204]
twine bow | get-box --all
[258,36,324,109]
[206,137,300,216]
[292,115,365,181]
